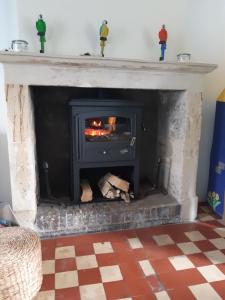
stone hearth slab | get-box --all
[36,193,181,237]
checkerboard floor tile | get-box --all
[197,265,225,282]
[204,250,225,264]
[42,260,55,275]
[93,242,114,254]
[214,227,225,237]
[198,213,215,222]
[139,259,155,276]
[177,242,201,255]
[152,234,175,246]
[76,254,98,270]
[35,204,225,299]
[185,231,206,242]
[169,255,195,271]
[155,291,171,300]
[100,265,123,282]
[128,237,143,249]
[210,238,225,250]
[189,283,221,300]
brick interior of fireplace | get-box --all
[32,86,162,204]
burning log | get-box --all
[80,179,93,202]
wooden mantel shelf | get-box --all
[0,51,217,74]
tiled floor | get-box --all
[34,205,225,299]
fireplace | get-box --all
[32,87,160,205]
[0,52,216,234]
[69,99,143,203]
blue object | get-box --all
[160,42,166,61]
[0,218,11,226]
[207,101,225,217]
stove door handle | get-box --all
[130,137,136,147]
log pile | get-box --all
[80,173,132,203]
[80,179,93,202]
[98,173,131,203]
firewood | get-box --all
[98,173,131,201]
[121,192,131,203]
[98,174,121,199]
[104,173,129,192]
[98,177,113,197]
[98,180,118,199]
[107,188,120,199]
[80,179,93,202]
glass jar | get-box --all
[11,40,28,52]
[177,53,191,63]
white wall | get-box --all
[16,0,188,60]
[0,0,18,50]
[0,0,18,204]
[183,0,225,201]
[0,66,12,204]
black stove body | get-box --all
[69,99,143,204]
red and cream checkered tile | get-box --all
[34,205,225,299]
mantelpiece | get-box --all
[0,52,217,229]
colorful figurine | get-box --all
[36,15,46,53]
[158,24,168,61]
[99,20,109,57]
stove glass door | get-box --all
[84,116,131,143]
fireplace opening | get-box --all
[31,86,180,205]
[80,166,134,202]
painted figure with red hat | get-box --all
[158,24,168,61]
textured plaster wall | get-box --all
[16,0,188,60]
[183,0,225,201]
[0,0,18,50]
[0,66,12,204]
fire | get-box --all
[84,117,117,137]
[90,119,102,128]
[84,128,111,137]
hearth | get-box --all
[69,99,143,204]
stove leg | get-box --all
[73,167,80,204]
[133,164,140,199]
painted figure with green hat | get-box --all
[36,14,46,53]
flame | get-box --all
[89,119,102,128]
[84,128,111,137]
[85,117,116,137]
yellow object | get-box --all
[100,24,109,39]
[100,21,109,57]
[217,88,225,102]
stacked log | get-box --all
[80,173,132,203]
[80,179,93,202]
[98,173,131,203]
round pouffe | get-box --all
[0,227,42,300]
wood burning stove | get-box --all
[69,99,143,204]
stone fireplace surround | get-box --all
[0,52,216,234]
